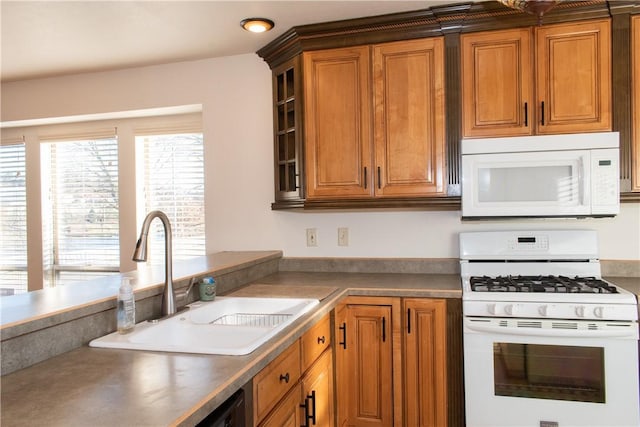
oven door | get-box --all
[463,317,640,427]
[461,149,591,218]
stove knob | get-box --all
[593,306,605,318]
[538,305,549,317]
[487,303,497,315]
[505,304,518,316]
[575,305,586,318]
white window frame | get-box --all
[1,110,204,292]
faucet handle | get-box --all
[176,277,198,305]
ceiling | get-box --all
[0,0,466,83]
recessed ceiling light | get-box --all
[240,18,275,33]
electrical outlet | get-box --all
[306,228,318,247]
[338,227,349,246]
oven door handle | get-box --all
[464,318,638,339]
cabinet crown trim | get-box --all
[257,0,613,68]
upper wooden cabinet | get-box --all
[303,46,372,199]
[462,19,612,138]
[536,19,611,134]
[462,28,534,138]
[304,38,446,200]
[373,38,446,197]
[633,15,640,192]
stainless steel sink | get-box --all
[89,297,320,355]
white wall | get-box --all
[2,54,639,261]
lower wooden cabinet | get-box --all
[403,298,447,427]
[334,296,447,427]
[301,350,334,427]
[254,313,334,427]
[261,383,303,427]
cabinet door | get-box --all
[633,15,640,192]
[461,28,533,138]
[373,38,446,196]
[338,304,393,427]
[403,299,447,427]
[303,46,372,199]
[536,19,611,134]
[273,56,304,205]
[260,383,302,427]
[300,350,334,427]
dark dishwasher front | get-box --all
[196,389,245,427]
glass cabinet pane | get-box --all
[278,135,286,161]
[277,74,285,102]
[287,132,296,161]
[286,69,294,98]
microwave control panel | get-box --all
[591,149,619,213]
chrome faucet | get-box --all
[132,210,176,317]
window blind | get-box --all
[42,138,119,286]
[137,133,205,265]
[0,142,27,295]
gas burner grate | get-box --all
[470,275,619,294]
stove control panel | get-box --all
[508,235,549,251]
[463,300,637,321]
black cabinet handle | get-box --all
[541,101,545,126]
[524,102,528,127]
[309,390,317,425]
[279,372,290,383]
[407,308,411,334]
[317,336,325,344]
[300,390,317,427]
[382,316,386,342]
[363,167,368,189]
[339,322,347,349]
[300,397,309,427]
[377,166,381,189]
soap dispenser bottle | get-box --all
[117,277,135,334]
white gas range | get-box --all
[460,230,639,427]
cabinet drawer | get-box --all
[300,314,331,372]
[254,343,301,423]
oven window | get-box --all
[493,343,605,403]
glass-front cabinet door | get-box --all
[272,56,304,208]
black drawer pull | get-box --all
[339,322,347,349]
[317,336,325,344]
[279,372,290,383]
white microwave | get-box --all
[461,132,619,219]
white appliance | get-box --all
[461,132,619,219]
[460,230,639,427]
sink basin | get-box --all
[89,296,320,355]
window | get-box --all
[2,111,204,293]
[0,141,27,295]
[137,132,205,265]
[41,137,120,286]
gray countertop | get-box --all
[2,265,636,427]
[0,271,461,427]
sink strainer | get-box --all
[210,313,292,328]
